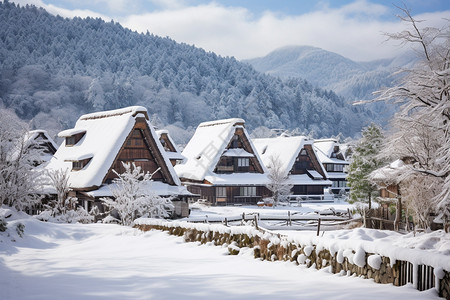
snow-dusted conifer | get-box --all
[101,162,173,226]
[347,123,384,209]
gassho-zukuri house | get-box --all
[252,135,332,201]
[45,106,191,218]
[156,129,185,166]
[313,138,350,195]
[174,118,269,205]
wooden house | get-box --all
[313,139,349,195]
[252,135,332,200]
[156,129,184,166]
[25,130,58,165]
[174,118,270,205]
[45,106,190,218]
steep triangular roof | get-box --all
[314,139,349,165]
[46,106,180,190]
[25,130,58,153]
[252,135,327,179]
[175,118,266,182]
[156,129,184,162]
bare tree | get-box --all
[266,155,292,206]
[373,6,450,226]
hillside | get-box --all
[245,46,416,123]
[0,2,371,142]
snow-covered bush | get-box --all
[101,162,174,226]
[265,155,293,206]
[39,169,93,223]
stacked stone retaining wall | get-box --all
[135,223,449,299]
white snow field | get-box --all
[0,207,442,300]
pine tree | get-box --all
[347,123,384,209]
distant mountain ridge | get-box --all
[0,2,371,142]
[245,46,416,122]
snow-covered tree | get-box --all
[347,123,385,209]
[266,155,293,206]
[374,6,450,225]
[36,169,93,223]
[101,162,174,226]
[0,109,43,211]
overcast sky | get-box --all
[11,0,450,61]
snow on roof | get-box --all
[287,175,332,186]
[58,128,87,138]
[46,106,180,189]
[156,129,185,161]
[314,139,348,165]
[307,170,323,179]
[370,159,407,185]
[79,106,148,121]
[25,130,59,150]
[205,173,269,185]
[222,148,254,158]
[175,118,264,181]
[85,181,192,198]
[252,135,310,176]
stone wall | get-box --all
[134,223,449,299]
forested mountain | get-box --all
[0,2,371,143]
[245,46,416,124]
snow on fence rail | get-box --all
[184,210,356,232]
[134,218,450,298]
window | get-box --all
[332,181,347,188]
[231,134,239,148]
[72,158,92,171]
[335,164,344,172]
[238,158,249,167]
[65,132,86,146]
[216,187,227,197]
[240,186,256,196]
[326,164,344,172]
[66,136,76,146]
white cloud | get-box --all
[118,0,449,61]
[13,0,110,19]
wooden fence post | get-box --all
[316,218,321,236]
[254,215,259,230]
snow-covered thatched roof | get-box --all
[46,106,180,190]
[252,135,330,185]
[174,118,266,183]
[25,130,58,151]
[252,135,310,176]
[156,129,184,162]
[370,159,407,185]
[314,139,349,165]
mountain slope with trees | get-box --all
[245,46,416,124]
[0,2,371,142]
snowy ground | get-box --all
[0,206,443,299]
